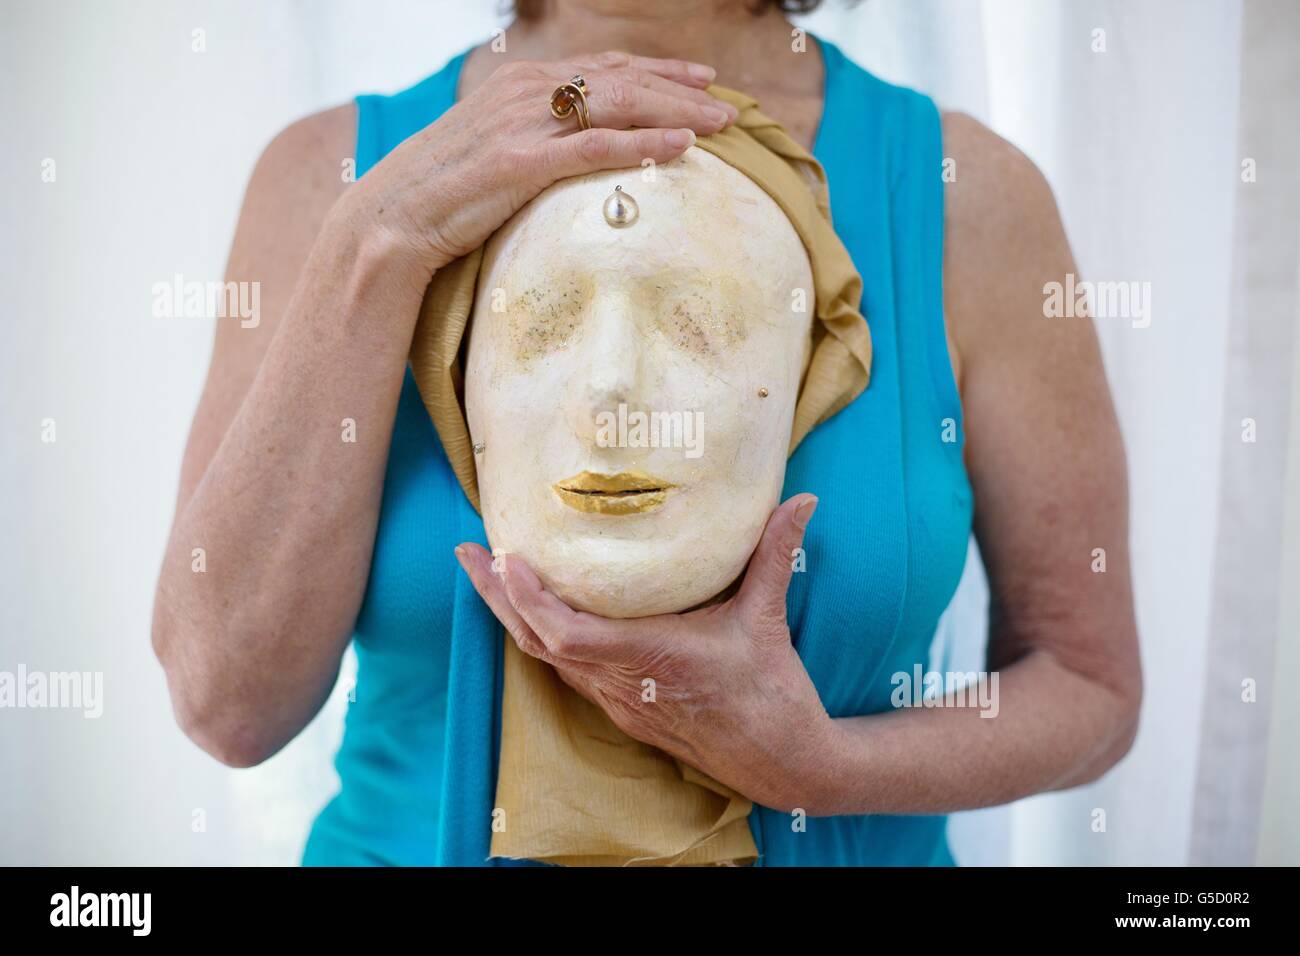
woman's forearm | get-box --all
[802,648,1139,817]
[153,202,430,767]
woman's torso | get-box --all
[304,38,972,866]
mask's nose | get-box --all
[570,294,642,445]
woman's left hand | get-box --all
[454,493,837,813]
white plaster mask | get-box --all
[465,146,814,618]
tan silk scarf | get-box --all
[408,85,871,865]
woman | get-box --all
[152,0,1141,865]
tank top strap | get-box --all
[814,37,964,445]
[355,50,470,178]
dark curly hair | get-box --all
[512,0,823,18]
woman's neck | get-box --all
[505,0,811,97]
[456,0,826,150]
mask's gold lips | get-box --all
[553,470,676,515]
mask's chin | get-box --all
[526,534,752,619]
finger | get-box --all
[541,126,696,182]
[454,544,552,663]
[585,75,731,134]
[569,50,717,89]
[633,69,738,118]
[735,494,818,624]
[498,554,620,664]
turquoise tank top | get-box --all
[303,38,972,866]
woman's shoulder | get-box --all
[941,111,1053,196]
[240,104,356,248]
[938,110,1073,391]
[257,104,356,186]
[939,111,1062,284]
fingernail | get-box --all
[717,101,739,121]
[665,128,695,149]
[703,107,729,127]
[793,496,819,530]
[453,545,466,559]
[688,63,716,82]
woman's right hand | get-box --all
[341,51,738,274]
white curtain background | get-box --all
[1,0,1295,865]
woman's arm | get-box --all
[455,113,1141,816]
[152,106,433,767]
[798,113,1142,814]
[153,52,737,767]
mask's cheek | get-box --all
[483,371,607,559]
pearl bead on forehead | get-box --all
[602,185,639,228]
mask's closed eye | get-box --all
[505,279,592,363]
[650,276,749,358]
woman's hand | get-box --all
[455,494,836,813]
[342,50,739,274]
